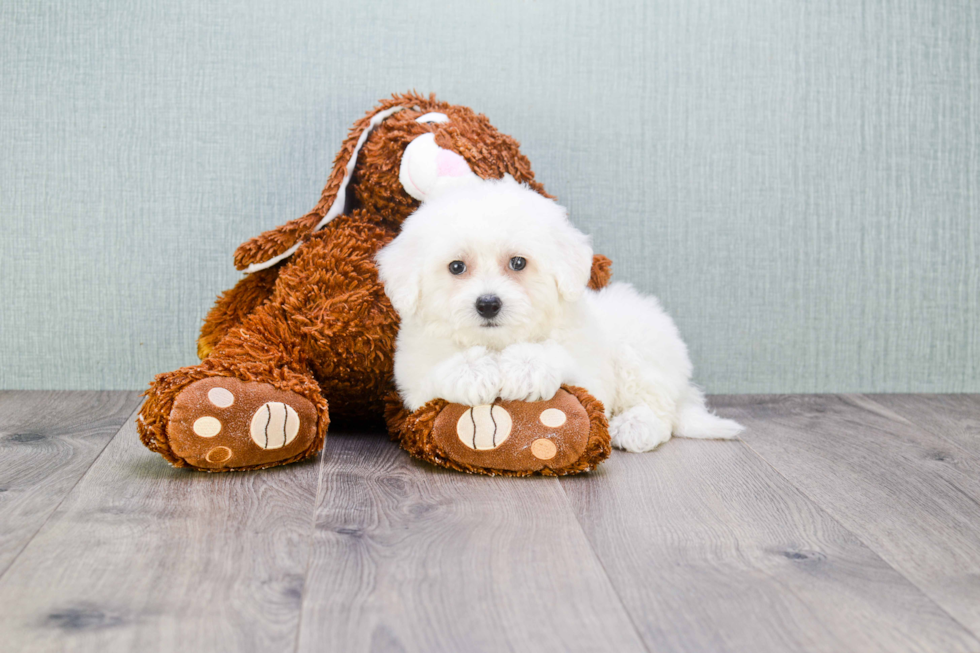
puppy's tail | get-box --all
[675,387,744,440]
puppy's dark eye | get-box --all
[509,256,527,271]
[449,260,466,275]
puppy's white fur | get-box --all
[377,176,742,452]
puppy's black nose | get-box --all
[475,294,502,319]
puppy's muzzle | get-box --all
[475,294,502,319]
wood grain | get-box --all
[296,431,646,653]
[5,393,980,652]
[716,394,980,639]
[866,394,980,463]
[0,391,141,577]
[0,409,321,653]
[560,437,979,653]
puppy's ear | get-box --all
[550,218,594,302]
[376,231,423,318]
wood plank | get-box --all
[560,437,978,653]
[0,391,142,576]
[0,409,321,653]
[716,394,980,639]
[296,431,646,653]
[867,394,980,463]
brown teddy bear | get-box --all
[137,92,612,476]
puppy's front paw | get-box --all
[436,347,502,406]
[498,343,564,403]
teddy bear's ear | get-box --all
[234,102,412,272]
[399,132,477,202]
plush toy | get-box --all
[138,92,613,475]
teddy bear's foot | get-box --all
[388,385,610,476]
[166,377,322,471]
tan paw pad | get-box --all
[207,387,235,408]
[456,404,512,450]
[539,408,567,428]
[531,438,557,460]
[206,446,232,463]
[250,402,300,450]
[193,416,222,437]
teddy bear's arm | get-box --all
[197,266,280,360]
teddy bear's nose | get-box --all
[475,294,502,319]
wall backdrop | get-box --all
[1,0,977,393]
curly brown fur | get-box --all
[197,266,280,360]
[588,254,613,291]
[557,385,612,474]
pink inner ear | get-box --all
[436,150,471,177]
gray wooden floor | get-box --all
[1,393,979,653]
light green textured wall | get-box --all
[1,0,977,392]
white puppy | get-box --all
[376,176,742,452]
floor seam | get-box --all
[291,431,330,653]
[0,393,143,582]
[554,474,653,653]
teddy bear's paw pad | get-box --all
[431,389,591,473]
[168,377,319,470]
[249,402,301,449]
[456,404,512,450]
